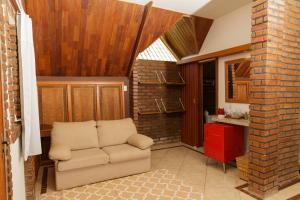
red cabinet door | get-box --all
[204,123,225,162]
[204,123,244,163]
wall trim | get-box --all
[177,43,251,65]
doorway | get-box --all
[199,59,218,146]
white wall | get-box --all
[199,2,252,55]
[197,2,252,114]
[10,138,26,200]
[218,52,250,114]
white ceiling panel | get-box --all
[120,0,252,19]
[120,0,211,15]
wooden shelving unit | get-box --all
[160,71,185,86]
[138,71,162,85]
[160,98,185,114]
[138,99,162,115]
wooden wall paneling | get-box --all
[98,84,125,120]
[26,0,144,76]
[38,85,68,125]
[163,16,213,59]
[25,0,57,75]
[194,17,213,52]
[26,0,183,76]
[67,85,72,122]
[137,7,183,53]
[70,85,97,121]
[181,62,201,147]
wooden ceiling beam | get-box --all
[127,1,153,76]
[177,43,251,65]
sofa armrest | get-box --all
[128,134,153,150]
[49,144,71,161]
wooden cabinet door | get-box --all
[98,84,124,120]
[38,85,68,125]
[182,63,201,147]
[70,85,97,122]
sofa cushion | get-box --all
[103,144,150,163]
[97,118,138,147]
[57,148,109,172]
[127,134,153,150]
[52,121,98,150]
[49,144,71,161]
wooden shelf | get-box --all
[165,82,186,86]
[160,71,185,86]
[138,81,162,85]
[164,110,185,114]
[138,71,162,85]
[160,98,185,114]
[137,99,162,116]
[138,111,162,115]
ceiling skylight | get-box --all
[137,38,177,62]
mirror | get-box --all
[225,58,251,103]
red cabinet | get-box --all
[204,123,244,164]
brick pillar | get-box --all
[249,0,300,197]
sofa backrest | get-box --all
[51,121,99,150]
[96,118,137,147]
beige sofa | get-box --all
[49,118,153,190]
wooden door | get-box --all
[70,85,97,121]
[38,85,68,125]
[0,69,6,200]
[98,84,124,120]
[182,63,202,147]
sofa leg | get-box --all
[223,163,226,173]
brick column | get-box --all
[249,0,300,197]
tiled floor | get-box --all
[36,146,300,200]
[151,147,300,200]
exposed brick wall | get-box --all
[24,156,39,200]
[0,1,19,199]
[249,0,300,197]
[132,60,182,145]
[1,1,37,200]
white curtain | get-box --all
[16,2,41,161]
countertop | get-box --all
[211,115,249,127]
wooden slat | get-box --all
[177,43,251,65]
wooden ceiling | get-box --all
[25,0,182,76]
[162,16,213,59]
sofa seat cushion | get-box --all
[103,144,150,164]
[57,148,109,172]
